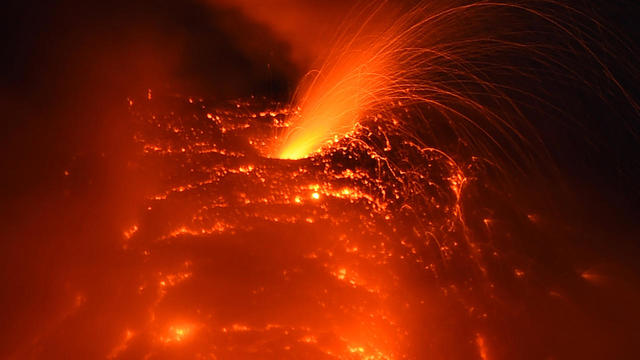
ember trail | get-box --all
[274,0,632,169]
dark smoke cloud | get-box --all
[208,0,358,67]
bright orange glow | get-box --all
[274,4,395,159]
[476,333,489,360]
[161,324,195,344]
[123,224,138,240]
[276,46,393,159]
[11,1,638,359]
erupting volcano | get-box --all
[3,1,640,359]
[120,94,484,358]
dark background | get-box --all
[1,0,639,357]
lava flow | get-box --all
[118,94,489,359]
[105,89,627,359]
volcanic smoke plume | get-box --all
[2,1,640,359]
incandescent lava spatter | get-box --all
[112,93,501,359]
[94,92,596,360]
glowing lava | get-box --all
[6,1,639,359]
[114,94,500,359]
[276,40,393,159]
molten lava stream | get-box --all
[106,94,503,359]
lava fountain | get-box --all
[275,0,635,167]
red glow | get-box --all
[4,1,640,359]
